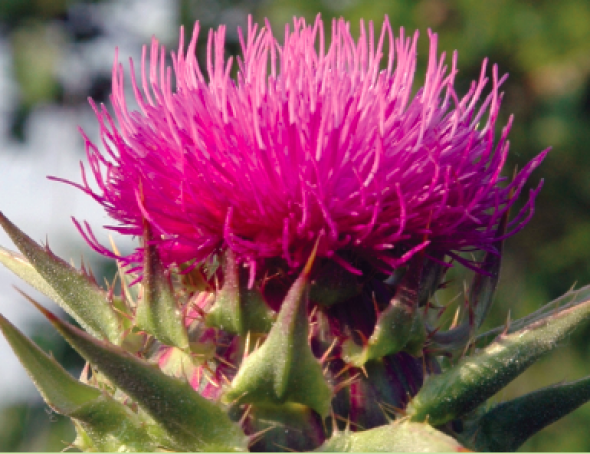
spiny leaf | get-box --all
[342,300,415,366]
[206,249,274,335]
[430,212,506,353]
[402,311,427,356]
[246,403,326,452]
[0,212,122,343]
[315,422,466,452]
[407,297,590,426]
[28,300,248,452]
[0,312,157,452]
[465,376,590,452]
[109,237,139,306]
[476,283,590,347]
[206,249,242,334]
[224,246,332,417]
[469,208,507,330]
[135,221,188,349]
[417,254,446,306]
[342,256,423,366]
[0,247,63,306]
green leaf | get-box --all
[342,299,415,366]
[114,248,140,308]
[342,254,426,367]
[342,256,424,366]
[29,301,248,452]
[407,297,590,426]
[0,247,63,306]
[72,423,97,452]
[402,310,427,356]
[476,283,590,347]
[430,212,506,353]
[465,376,590,452]
[0,212,122,344]
[206,249,274,335]
[417,254,446,306]
[246,403,326,452]
[224,248,332,417]
[315,422,466,452]
[0,312,158,452]
[135,221,189,349]
[469,210,507,330]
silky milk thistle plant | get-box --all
[1,14,590,452]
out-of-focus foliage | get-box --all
[1,0,590,451]
[0,0,110,141]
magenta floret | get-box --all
[60,16,548,275]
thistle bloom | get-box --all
[65,15,547,276]
[8,17,588,454]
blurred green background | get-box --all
[1,0,590,451]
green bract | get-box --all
[2,211,590,451]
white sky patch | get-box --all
[0,0,176,407]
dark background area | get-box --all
[1,0,590,451]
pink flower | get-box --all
[61,15,547,276]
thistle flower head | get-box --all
[65,15,547,276]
